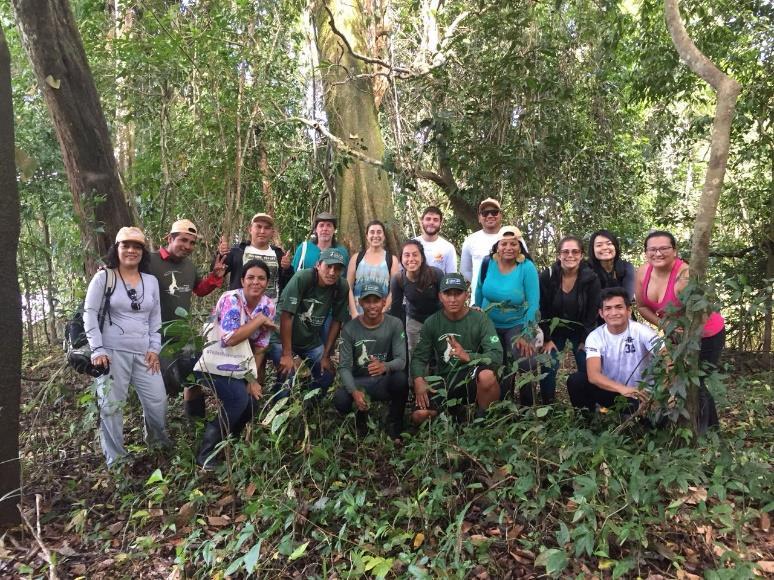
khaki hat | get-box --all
[115,226,146,246]
[314,211,337,227]
[170,219,199,238]
[478,198,501,212]
[497,225,523,241]
[251,212,274,226]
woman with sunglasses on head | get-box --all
[84,227,171,467]
[195,259,278,470]
[635,230,724,432]
[537,236,601,405]
[389,240,444,354]
[474,227,540,402]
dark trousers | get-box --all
[333,371,408,427]
[496,326,542,405]
[566,371,638,413]
[697,329,725,433]
[531,334,587,405]
[195,372,257,436]
[267,342,335,399]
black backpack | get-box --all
[355,249,393,274]
[65,269,117,377]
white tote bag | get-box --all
[193,303,258,379]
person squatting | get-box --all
[82,202,725,469]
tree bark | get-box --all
[13,0,133,275]
[0,22,23,528]
[664,0,742,435]
[664,0,742,281]
[313,0,398,253]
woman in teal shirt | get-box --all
[474,226,540,401]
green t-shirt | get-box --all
[147,252,201,323]
[278,269,350,350]
[339,315,406,393]
[410,308,503,379]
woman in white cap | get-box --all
[474,226,540,401]
[83,227,171,467]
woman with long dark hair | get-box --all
[635,230,724,432]
[587,230,636,301]
[84,227,171,467]
[347,220,400,317]
[538,235,602,405]
[389,239,443,354]
[195,259,277,469]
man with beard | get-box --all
[413,206,457,274]
[148,219,226,417]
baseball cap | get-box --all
[439,273,467,293]
[359,283,385,299]
[170,219,199,238]
[478,198,501,212]
[319,248,346,266]
[251,213,274,226]
[115,226,146,246]
[314,211,337,226]
[497,225,523,241]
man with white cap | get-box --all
[460,198,528,302]
[148,219,226,417]
[218,212,293,300]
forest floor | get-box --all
[1,348,772,579]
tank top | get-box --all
[640,258,724,338]
[353,251,390,314]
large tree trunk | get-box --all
[0,22,23,528]
[664,0,741,435]
[13,0,133,275]
[313,0,398,253]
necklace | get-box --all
[118,270,144,311]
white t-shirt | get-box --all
[243,245,280,300]
[460,230,500,301]
[584,321,659,388]
[414,236,458,274]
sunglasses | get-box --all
[480,209,500,217]
[127,288,141,311]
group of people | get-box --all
[82,199,725,469]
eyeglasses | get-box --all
[480,209,500,217]
[559,249,582,256]
[646,246,674,255]
[127,288,141,311]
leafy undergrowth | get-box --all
[2,350,773,579]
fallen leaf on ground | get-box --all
[207,515,230,527]
[413,532,425,548]
[756,561,774,574]
[760,512,770,532]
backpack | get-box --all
[479,256,492,285]
[65,268,117,377]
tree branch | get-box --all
[708,246,759,258]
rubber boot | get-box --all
[184,395,207,420]
[196,422,223,471]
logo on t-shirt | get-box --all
[438,332,461,363]
[354,339,377,367]
[298,299,324,327]
[162,270,191,297]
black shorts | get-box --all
[426,365,496,410]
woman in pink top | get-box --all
[635,230,724,432]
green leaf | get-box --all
[536,406,549,417]
[288,541,309,561]
[145,469,164,485]
[244,542,262,573]
[535,548,568,575]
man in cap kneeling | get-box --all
[332,283,408,439]
[148,219,226,418]
[269,248,351,398]
[410,273,503,424]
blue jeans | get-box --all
[268,342,334,399]
[533,334,587,405]
[194,372,257,436]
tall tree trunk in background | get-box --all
[763,181,774,353]
[0,22,22,528]
[312,0,398,253]
[664,0,742,434]
[13,0,133,275]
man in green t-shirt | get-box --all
[269,248,350,397]
[333,283,408,439]
[410,273,503,424]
